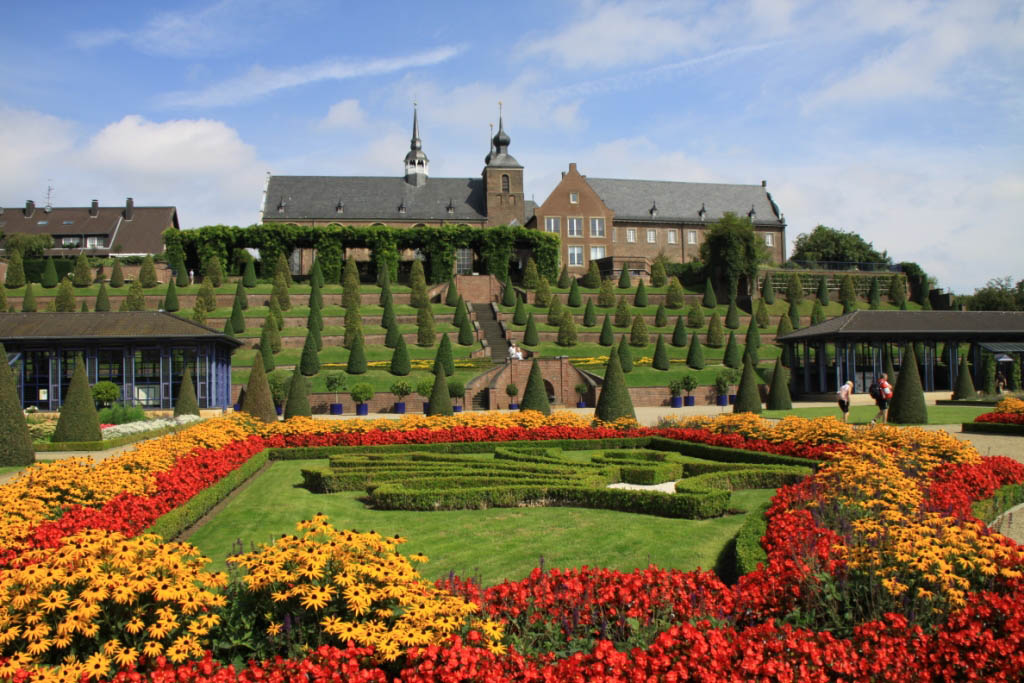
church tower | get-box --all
[404,105,429,186]
[482,105,525,226]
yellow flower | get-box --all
[82,653,109,681]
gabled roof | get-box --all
[264,175,488,223]
[585,178,783,226]
[777,310,1024,343]
[0,204,178,254]
[0,312,241,347]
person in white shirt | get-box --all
[836,380,854,423]
[514,345,524,360]
[508,342,518,360]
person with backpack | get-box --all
[870,373,893,425]
[837,380,854,423]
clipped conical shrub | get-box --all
[416,305,435,346]
[522,258,539,290]
[889,344,928,424]
[568,280,582,307]
[733,354,762,414]
[686,303,704,329]
[652,334,669,370]
[582,261,601,289]
[776,311,793,342]
[766,358,792,409]
[196,280,217,313]
[787,301,800,330]
[535,277,552,307]
[598,278,615,307]
[520,358,550,415]
[706,311,724,348]
[982,354,996,395]
[598,314,613,346]
[163,279,179,312]
[445,276,459,307]
[725,297,740,329]
[458,312,475,346]
[512,294,527,325]
[557,264,571,289]
[263,311,282,353]
[41,258,58,288]
[523,313,539,346]
[557,314,577,347]
[618,266,631,289]
[175,257,190,288]
[307,307,322,352]
[666,277,685,309]
[204,255,224,287]
[222,318,234,337]
[94,283,110,312]
[0,286,9,311]
[437,333,454,376]
[723,332,741,368]
[138,255,158,288]
[344,305,362,348]
[299,329,320,376]
[0,342,34,465]
[817,277,830,306]
[390,336,411,375]
[786,274,803,304]
[258,328,276,372]
[174,371,200,417]
[54,277,76,312]
[427,370,453,416]
[702,278,717,308]
[22,282,37,312]
[272,270,291,311]
[614,296,631,328]
[547,296,565,327]
[762,274,775,304]
[869,278,881,309]
[72,253,92,287]
[745,316,761,364]
[269,296,284,330]
[502,273,516,306]
[671,316,687,347]
[242,352,277,423]
[275,252,293,286]
[4,250,25,288]
[385,320,401,348]
[686,333,705,369]
[582,299,597,327]
[755,298,769,328]
[595,345,635,422]
[242,257,257,287]
[120,280,146,312]
[52,356,101,442]
[888,275,907,307]
[381,296,397,332]
[840,275,856,309]
[230,296,246,334]
[109,259,125,288]
[634,281,648,307]
[618,335,633,373]
[284,365,311,419]
[810,300,824,326]
[650,259,667,287]
[379,276,393,307]
[629,314,649,347]
[347,330,367,374]
[952,353,976,399]
[409,260,428,308]
[654,303,667,328]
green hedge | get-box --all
[34,423,192,452]
[144,450,270,541]
[268,437,652,461]
[675,466,810,494]
[645,436,819,469]
[961,422,1024,436]
[972,482,1024,524]
[732,501,771,576]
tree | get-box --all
[445,275,459,306]
[437,333,455,376]
[614,296,631,328]
[618,266,631,289]
[512,294,527,325]
[547,296,565,327]
[652,334,669,371]
[745,316,761,364]
[92,283,110,312]
[966,276,1024,311]
[204,255,224,287]
[139,255,158,288]
[174,371,200,417]
[231,296,246,334]
[196,280,217,315]
[650,259,667,287]
[3,233,53,259]
[259,311,280,355]
[522,258,540,289]
[634,281,648,307]
[381,297,397,336]
[582,299,597,327]
[52,356,101,442]
[54,277,76,312]
[557,315,577,346]
[705,311,724,348]
[72,254,92,288]
[502,273,516,306]
[416,305,435,346]
[791,225,889,266]
[272,270,291,311]
[299,329,320,376]
[786,274,804,304]
[120,280,146,312]
[686,333,705,369]
[888,344,928,424]
[725,296,740,329]
[762,274,776,304]
[982,354,997,395]
[700,213,767,293]
[520,358,551,415]
[672,316,687,347]
[347,330,367,374]
[598,314,613,346]
[754,298,769,328]
[524,313,539,346]
[952,353,976,399]
[581,261,601,289]
[557,264,571,289]
[654,303,667,328]
[242,256,257,288]
[568,280,582,307]
[666,277,685,309]
[242,353,277,422]
[811,300,825,326]
[275,252,293,286]
[629,314,649,347]
[284,366,311,419]
[0,343,33,465]
[598,278,615,307]
[41,258,58,288]
[839,275,857,310]
[385,316,402,348]
[702,278,717,308]
[21,282,37,312]
[766,358,792,410]
[534,277,552,307]
[162,280,179,312]
[595,345,635,422]
[816,276,829,306]
[458,310,475,346]
[888,275,907,307]
[723,332,741,369]
[427,370,453,416]
[617,335,633,373]
[733,354,762,414]
[109,259,125,288]
[390,336,411,375]
[379,275,393,307]
[686,303,705,329]
[4,250,26,289]
[787,301,800,330]
[308,274,322,313]
[175,256,190,287]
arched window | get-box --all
[501,174,510,192]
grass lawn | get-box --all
[761,404,989,425]
[231,367,483,395]
[187,459,775,585]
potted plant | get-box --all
[416,378,434,414]
[668,378,686,408]
[448,379,466,412]
[680,374,699,406]
[91,380,120,408]
[725,368,741,404]
[350,383,374,416]
[390,380,412,414]
[268,371,291,416]
[714,370,733,407]
[506,383,519,410]
[324,371,347,415]
[574,382,588,408]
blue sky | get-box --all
[1,0,1021,294]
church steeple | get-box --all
[404,104,429,186]
[485,102,520,169]
[482,102,525,227]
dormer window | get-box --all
[398,201,407,214]
[569,192,579,204]
[698,203,707,221]
[276,198,286,213]
[649,201,658,218]
[447,199,455,215]
[335,200,344,214]
[748,205,757,220]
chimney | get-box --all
[761,180,766,187]
[89,199,99,217]
[124,197,134,220]
[24,200,35,217]
[569,162,577,173]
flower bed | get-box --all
[966,397,1024,435]
[0,412,1022,680]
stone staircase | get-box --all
[472,303,508,362]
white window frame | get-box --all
[567,246,583,266]
[567,216,583,237]
[544,216,561,233]
[569,192,579,204]
[687,230,697,245]
[647,229,657,244]
[86,236,105,248]
[667,230,678,244]
[590,246,606,260]
[764,233,775,247]
[62,236,82,248]
[626,228,637,243]
[590,217,605,237]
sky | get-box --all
[1,0,1021,295]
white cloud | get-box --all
[319,99,367,129]
[0,106,77,196]
[158,46,462,108]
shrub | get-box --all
[654,303,667,328]
[776,309,794,342]
[349,382,374,405]
[686,303,704,328]
[390,380,413,401]
[40,258,58,288]
[262,310,282,353]
[547,295,565,327]
[0,344,33,465]
[275,252,294,286]
[557,264,571,289]
[581,261,601,288]
[582,298,597,326]
[652,334,669,370]
[733,354,762,414]
[888,275,907,307]
[840,274,857,308]
[54,277,76,312]
[766,358,792,409]
[702,278,717,308]
[0,286,7,310]
[416,378,435,400]
[231,296,246,334]
[222,317,234,337]
[618,266,631,289]
[598,278,615,307]
[196,280,217,313]
[445,275,459,306]
[379,276,393,307]
[982,354,997,395]
[452,296,467,328]
[416,305,436,346]
[4,250,25,288]
[92,282,110,312]
[666,277,685,309]
[754,298,769,328]
[672,316,687,347]
[282,367,311,419]
[162,279,179,312]
[595,346,635,422]
[267,370,291,408]
[650,259,667,287]
[745,316,761,364]
[568,279,582,307]
[557,314,578,346]
[598,314,613,346]
[119,280,146,311]
[139,255,158,288]
[512,293,527,325]
[522,258,540,289]
[242,256,257,287]
[324,371,348,405]
[535,276,552,306]
[269,296,284,330]
[272,270,291,311]
[889,344,928,424]
[390,336,411,375]
[52,356,101,442]
[705,311,724,348]
[97,403,145,425]
[787,300,800,330]
[72,253,92,287]
[437,333,455,376]
[786,273,803,304]
[762,273,775,304]
[91,380,120,405]
[723,332,741,368]
[524,312,539,346]
[725,296,740,329]
[520,358,550,415]
[617,335,633,373]
[505,383,519,401]
[344,307,362,349]
[175,371,200,417]
[258,324,277,372]
[686,332,705,369]
[634,281,648,307]
[299,329,320,376]
[614,296,631,327]
[447,379,465,408]
[175,256,190,287]
[204,255,224,287]
[630,314,649,346]
[109,259,125,288]
[427,371,452,416]
[501,273,516,306]
[347,330,367,374]
[868,277,881,309]
[817,276,830,305]
[810,300,824,325]
[308,273,322,312]
[458,311,475,346]
[952,353,976,399]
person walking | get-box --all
[837,380,854,423]
[870,373,893,425]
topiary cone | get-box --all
[390,336,411,376]
[733,353,762,414]
[347,330,367,374]
[299,328,320,376]
[766,357,792,410]
[598,314,613,346]
[617,334,633,373]
[52,356,102,442]
[0,343,34,465]
[284,365,311,419]
[427,371,453,416]
[520,358,550,415]
[595,344,636,422]
[174,370,200,416]
[652,334,669,370]
[952,353,976,399]
[686,332,705,369]
[242,352,277,423]
[888,344,928,424]
[163,279,180,312]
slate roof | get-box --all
[585,178,784,226]
[777,310,1024,343]
[0,312,241,347]
[264,176,488,223]
[0,204,178,255]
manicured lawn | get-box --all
[187,459,775,585]
[761,404,989,425]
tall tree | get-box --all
[72,253,93,287]
[791,225,890,265]
[0,343,34,465]
[699,213,767,293]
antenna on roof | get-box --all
[44,181,54,211]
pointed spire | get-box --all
[410,102,422,151]
[404,102,429,185]
[492,100,511,153]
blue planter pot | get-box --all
[275,405,283,416]
[670,396,683,408]
[716,395,729,407]
[509,403,519,410]
[729,394,737,405]
[394,402,406,414]
[233,403,241,411]
[329,403,343,415]
[356,404,369,416]
[684,396,696,407]
[453,405,463,412]
[422,401,430,414]
[576,401,587,408]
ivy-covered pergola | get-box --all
[776,310,1024,396]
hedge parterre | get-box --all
[0,411,1022,680]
